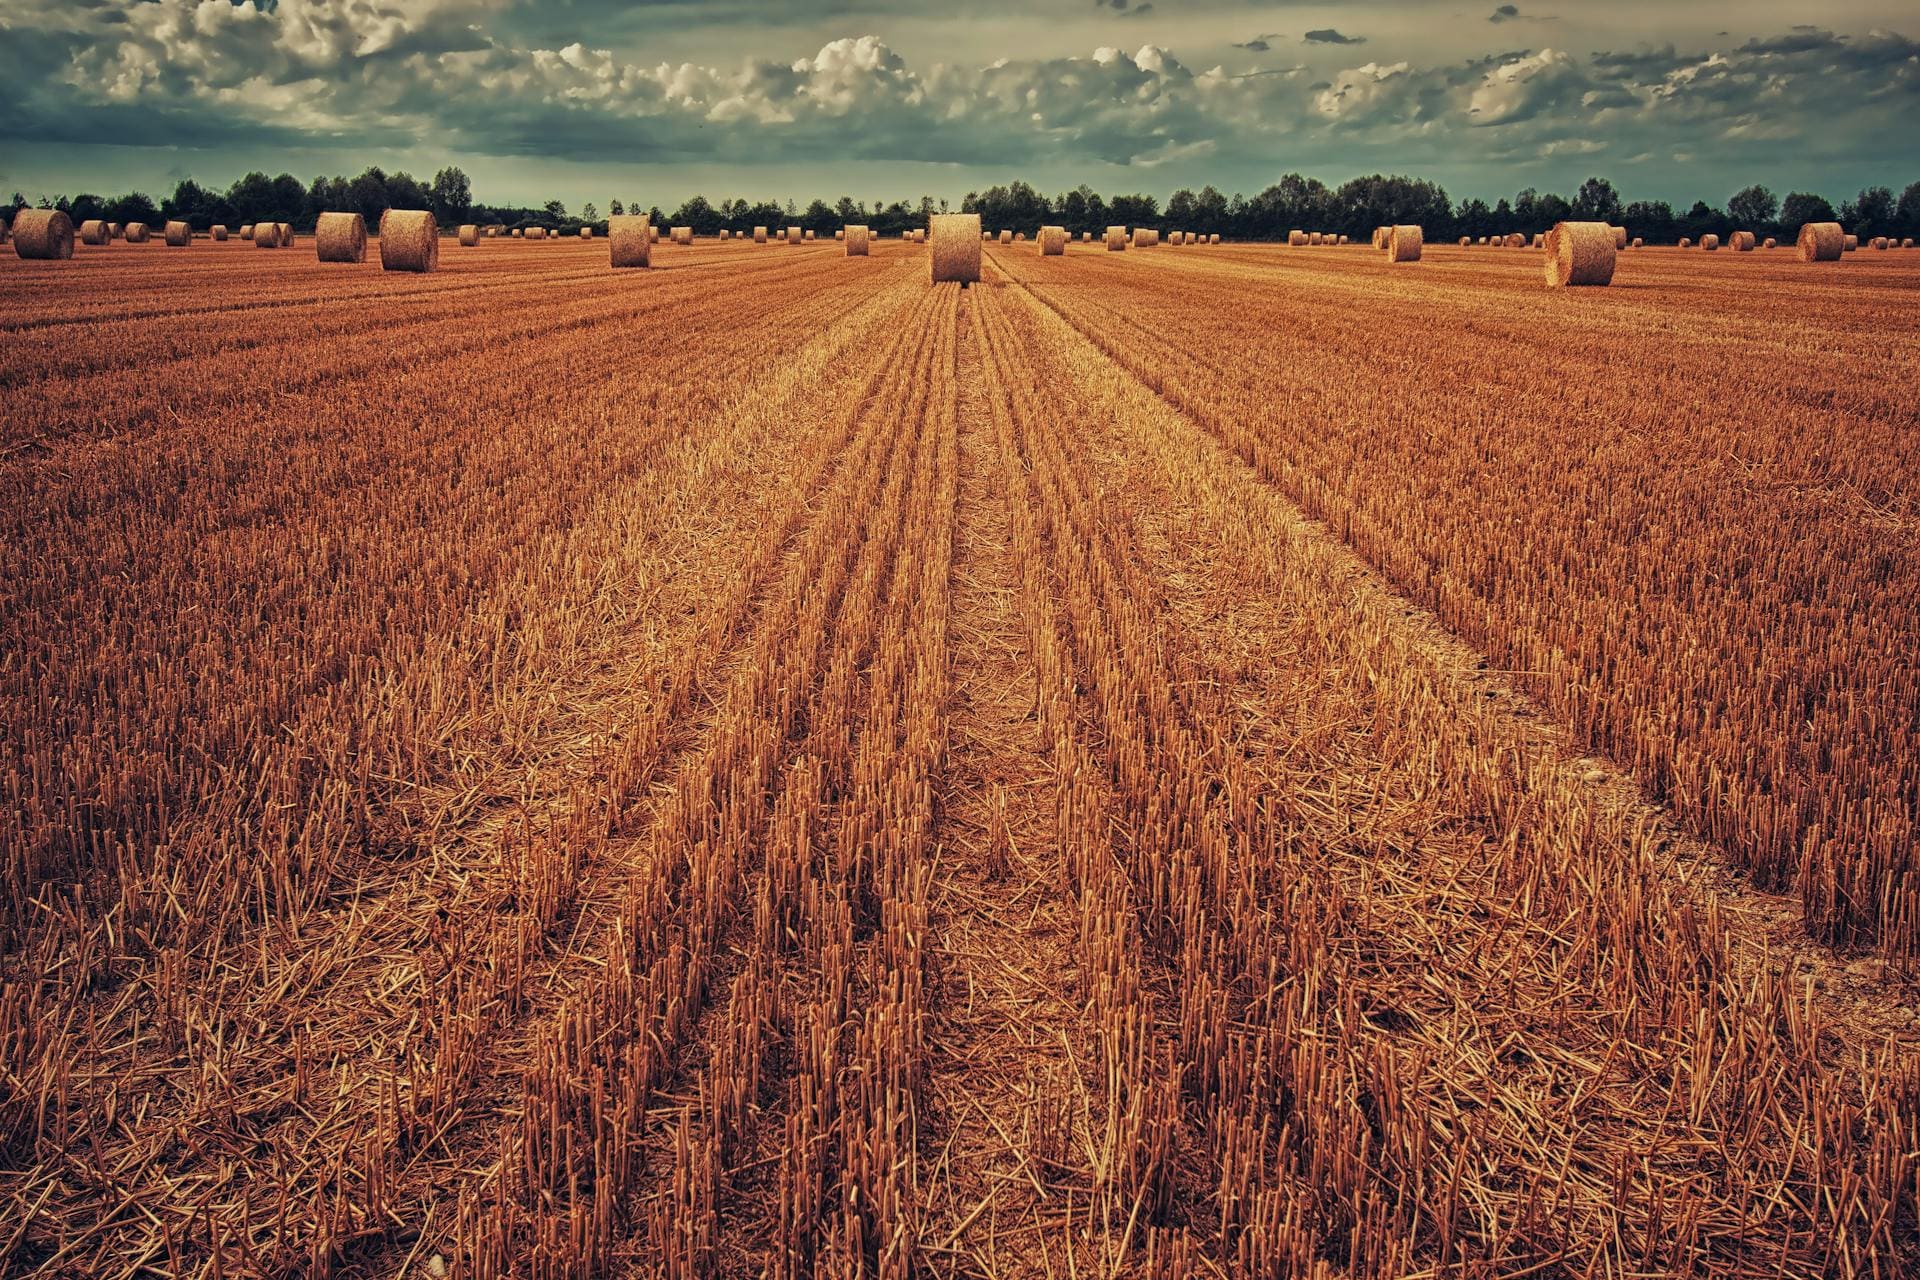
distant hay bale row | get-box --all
[931,212,981,284]
[1543,220,1615,288]
[1797,221,1844,262]
[610,215,651,267]
[1039,225,1067,255]
[1387,224,1422,262]
[12,209,74,260]
[378,209,438,273]
[846,224,870,256]
[316,212,368,263]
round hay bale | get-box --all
[1763,237,1776,249]
[754,226,768,244]
[211,224,229,241]
[931,212,982,283]
[378,209,438,273]
[1209,233,1219,244]
[526,226,547,240]
[671,226,692,245]
[1678,237,1692,249]
[1289,229,1307,246]
[164,220,191,246]
[458,224,480,246]
[998,229,1013,245]
[578,226,592,240]
[1459,236,1471,246]
[1337,234,1349,245]
[79,219,111,246]
[108,223,122,239]
[846,224,870,256]
[1700,234,1720,251]
[1543,221,1616,288]
[1308,232,1323,246]
[1133,228,1154,248]
[1038,225,1067,255]
[1531,233,1544,249]
[1477,236,1488,245]
[12,209,74,260]
[608,215,652,267]
[1796,222,1843,262]
[1107,225,1128,251]
[913,229,926,243]
[278,223,293,247]
[1505,233,1526,248]
[1611,226,1627,250]
[1631,237,1644,249]
[252,222,280,248]
[1844,234,1858,252]
[1372,226,1390,251]
[1082,231,1092,242]
[125,222,151,243]
[804,229,816,241]
[982,231,991,241]
[833,229,843,240]
[511,228,522,237]
[786,225,802,244]
[1872,236,1889,250]
[1387,224,1423,262]
[316,211,368,263]
[1730,231,1755,251]
[1904,238,1916,249]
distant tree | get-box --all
[674,195,721,233]
[1726,184,1778,231]
[581,202,598,223]
[1840,186,1895,236]
[801,197,835,232]
[429,166,472,222]
[835,195,861,221]
[1778,191,1835,233]
[1166,187,1199,226]
[106,190,162,227]
[1570,176,1622,223]
[1897,182,1920,237]
[543,199,567,221]
[348,169,389,222]
[1109,192,1160,228]
[1621,199,1676,242]
[608,198,624,216]
[1679,199,1718,240]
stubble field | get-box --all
[3,234,1919,1278]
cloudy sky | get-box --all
[3,0,1916,211]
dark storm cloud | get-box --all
[1489,5,1519,22]
[4,0,1917,203]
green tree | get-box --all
[1570,176,1622,223]
[429,166,472,222]
[1726,184,1778,231]
[1778,191,1836,232]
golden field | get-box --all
[3,234,1919,1278]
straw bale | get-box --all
[165,220,191,246]
[378,209,438,273]
[11,209,74,260]
[79,220,110,245]
[846,224,870,256]
[212,224,229,241]
[1796,222,1843,261]
[1387,224,1423,262]
[1543,220,1615,287]
[609,215,652,267]
[1039,225,1067,255]
[316,211,368,263]
[125,222,151,243]
[1108,225,1128,251]
[931,212,982,283]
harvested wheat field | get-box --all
[4,233,1920,1280]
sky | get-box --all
[2,0,1916,212]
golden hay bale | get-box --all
[1763,237,1776,249]
[511,228,522,237]
[754,225,768,243]
[1678,237,1692,249]
[671,226,692,245]
[998,229,1012,245]
[1796,222,1843,261]
[1039,225,1067,255]
[1082,231,1092,242]
[1107,225,1128,251]
[786,225,802,244]
[1209,233,1220,244]
[1871,236,1889,250]
[804,229,816,241]
[833,228,843,240]
[1477,236,1488,245]
[931,212,982,283]
[982,231,991,241]
[1372,226,1390,250]
[1844,234,1858,252]
[1700,234,1720,251]
[211,224,228,241]
[1387,224,1423,262]
[125,222,151,243]
[609,215,652,267]
[1337,234,1349,245]
[1308,232,1323,246]
[1288,229,1307,246]
[252,222,280,248]
[12,209,74,260]
[1543,221,1616,288]
[316,211,368,263]
[1730,230,1755,251]
[913,228,926,243]
[164,220,191,246]
[108,222,121,239]
[1612,226,1627,249]
[1631,237,1644,249]
[378,209,438,273]
[278,222,293,246]
[1505,233,1526,248]
[79,219,111,245]
[458,224,479,246]
[526,226,547,240]
[1531,233,1544,248]
[1905,238,1916,248]
[1134,227,1154,248]
[846,224,870,256]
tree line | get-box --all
[10,167,1920,242]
